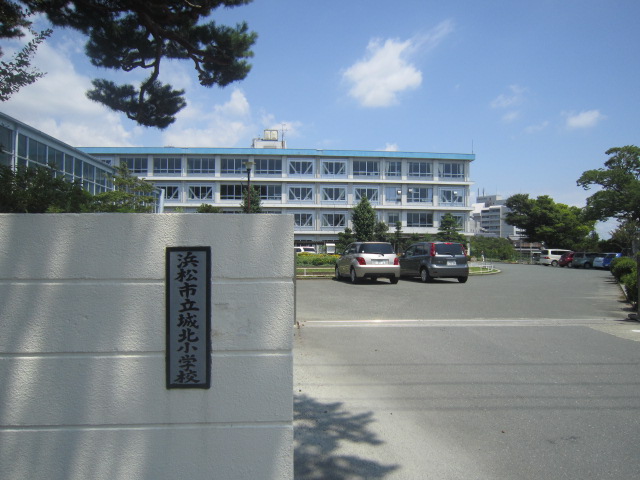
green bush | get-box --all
[621,269,638,304]
[296,253,339,266]
[610,256,635,280]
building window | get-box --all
[354,187,379,203]
[289,159,314,176]
[407,212,434,227]
[221,158,245,174]
[321,213,346,228]
[122,157,147,174]
[255,158,282,175]
[220,184,244,200]
[386,161,402,177]
[153,157,181,175]
[438,162,464,179]
[408,161,432,178]
[294,213,313,228]
[27,137,46,165]
[387,212,400,225]
[322,186,346,202]
[385,186,401,202]
[439,188,464,206]
[407,187,433,203]
[188,185,214,200]
[353,160,379,177]
[188,157,215,174]
[258,184,282,200]
[288,186,313,202]
[321,160,346,176]
[158,185,180,200]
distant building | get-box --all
[471,194,524,239]
[82,130,476,246]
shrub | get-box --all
[610,257,635,280]
[296,253,339,266]
[621,269,638,304]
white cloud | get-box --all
[490,85,527,109]
[161,89,254,147]
[342,21,453,108]
[502,111,520,123]
[380,143,399,151]
[564,109,605,129]
[1,35,139,146]
[524,121,549,134]
[343,38,423,107]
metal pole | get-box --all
[246,167,251,213]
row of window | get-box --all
[158,183,466,205]
[290,211,463,229]
[0,129,114,195]
[121,156,466,179]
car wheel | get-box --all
[420,267,432,283]
[551,260,558,267]
[350,268,359,284]
[335,265,341,280]
[390,277,399,284]
[458,276,468,283]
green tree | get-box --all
[373,220,389,242]
[336,227,356,253]
[599,220,637,255]
[0,164,91,212]
[1,1,257,128]
[240,185,261,213]
[505,194,595,249]
[436,213,466,242]
[0,26,52,101]
[393,220,404,252]
[577,146,640,224]
[89,164,157,212]
[351,197,376,241]
[469,236,516,261]
[196,203,221,213]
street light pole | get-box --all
[243,160,255,213]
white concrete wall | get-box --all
[0,214,294,480]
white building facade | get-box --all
[83,135,475,245]
[471,194,523,239]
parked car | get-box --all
[602,253,623,270]
[399,241,469,283]
[294,246,316,254]
[592,254,607,269]
[335,242,400,284]
[539,248,571,267]
[558,251,574,267]
[571,252,599,268]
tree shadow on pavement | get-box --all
[294,394,399,479]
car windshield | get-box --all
[435,243,464,255]
[359,243,394,254]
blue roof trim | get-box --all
[79,147,475,161]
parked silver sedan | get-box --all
[335,242,400,284]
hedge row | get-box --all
[611,256,638,304]
[295,253,340,266]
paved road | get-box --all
[294,264,640,479]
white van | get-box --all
[539,248,571,267]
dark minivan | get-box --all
[400,242,469,283]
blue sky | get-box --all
[2,0,639,236]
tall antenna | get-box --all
[280,122,288,148]
[471,139,474,154]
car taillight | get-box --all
[430,243,436,256]
[394,257,399,265]
[461,245,467,256]
[355,257,366,265]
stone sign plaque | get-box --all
[166,247,211,389]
